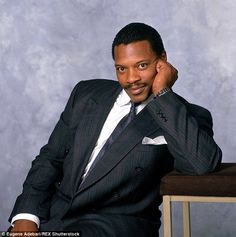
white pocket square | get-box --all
[142,136,167,145]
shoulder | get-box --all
[68,79,121,105]
[76,79,119,88]
[72,78,120,95]
[73,79,119,94]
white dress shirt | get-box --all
[11,89,153,228]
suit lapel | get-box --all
[71,84,122,191]
[77,107,160,194]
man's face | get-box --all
[114,40,158,103]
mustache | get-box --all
[123,83,146,89]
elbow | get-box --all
[196,147,223,175]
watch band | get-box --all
[156,87,171,97]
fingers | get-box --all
[157,60,178,81]
[172,65,178,82]
[156,59,177,75]
[152,59,178,95]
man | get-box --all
[9,22,222,236]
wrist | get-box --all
[11,214,40,229]
[12,220,38,232]
[155,87,171,97]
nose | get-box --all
[127,68,141,84]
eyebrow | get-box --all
[115,58,157,67]
[114,63,124,67]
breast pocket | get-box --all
[135,142,167,152]
[131,143,168,170]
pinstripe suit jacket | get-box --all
[9,79,222,235]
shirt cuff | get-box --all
[11,213,40,229]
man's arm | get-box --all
[147,59,222,175]
[9,81,83,229]
[147,91,222,175]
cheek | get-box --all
[141,71,156,84]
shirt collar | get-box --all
[116,89,131,106]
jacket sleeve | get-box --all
[9,81,83,222]
[147,91,222,175]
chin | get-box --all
[130,93,149,103]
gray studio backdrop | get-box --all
[1,0,236,235]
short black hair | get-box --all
[112,22,165,59]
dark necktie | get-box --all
[83,102,138,178]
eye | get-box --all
[137,63,148,70]
[116,66,126,73]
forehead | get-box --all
[114,40,156,64]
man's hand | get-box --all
[152,59,178,95]
[11,220,38,232]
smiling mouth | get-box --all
[128,85,146,95]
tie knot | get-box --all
[130,101,140,116]
[131,101,140,107]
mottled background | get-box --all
[0,0,236,235]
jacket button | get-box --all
[65,149,69,154]
[135,167,143,172]
[113,192,120,198]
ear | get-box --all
[160,51,167,61]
